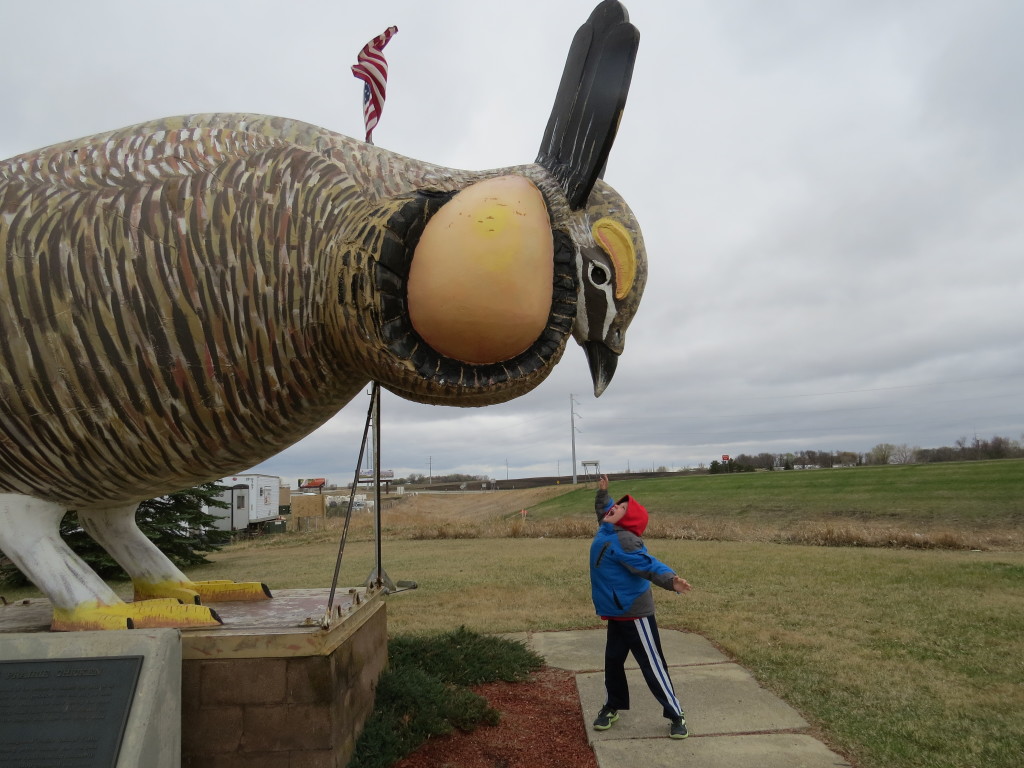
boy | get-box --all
[589,474,692,739]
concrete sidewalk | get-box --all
[503,629,852,768]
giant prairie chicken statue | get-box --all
[0,1,646,630]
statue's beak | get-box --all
[583,341,618,398]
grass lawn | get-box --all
[181,533,1024,768]
[533,459,1024,525]
[531,459,1024,549]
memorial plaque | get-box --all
[0,655,143,768]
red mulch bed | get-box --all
[393,667,599,768]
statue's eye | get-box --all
[592,218,636,300]
[589,263,610,286]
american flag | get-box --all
[351,26,398,143]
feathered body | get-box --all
[1,114,643,508]
[0,0,646,630]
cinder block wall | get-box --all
[180,601,387,767]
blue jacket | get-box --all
[590,520,676,618]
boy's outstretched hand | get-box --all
[598,474,609,490]
[672,576,693,594]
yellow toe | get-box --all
[51,599,222,631]
[128,599,222,629]
[134,578,272,604]
[134,581,201,604]
[192,579,273,602]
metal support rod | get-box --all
[325,384,377,617]
[373,383,383,589]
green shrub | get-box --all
[350,665,496,768]
[389,626,544,686]
[349,627,542,768]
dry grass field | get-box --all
[300,461,1024,551]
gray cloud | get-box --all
[3,0,1021,485]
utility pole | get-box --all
[428,455,432,484]
[570,394,581,484]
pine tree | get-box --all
[1,482,232,584]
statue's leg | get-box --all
[79,505,271,603]
[0,494,219,630]
[0,494,121,618]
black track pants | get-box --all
[603,614,683,720]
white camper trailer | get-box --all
[210,474,281,532]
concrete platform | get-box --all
[0,587,364,647]
[180,587,367,660]
[514,629,852,768]
[1,588,388,768]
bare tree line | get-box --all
[731,434,1024,470]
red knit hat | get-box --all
[616,495,648,535]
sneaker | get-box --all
[670,716,689,739]
[593,706,619,730]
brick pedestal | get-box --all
[181,588,387,768]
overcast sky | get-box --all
[3,0,1021,485]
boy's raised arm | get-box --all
[594,474,611,522]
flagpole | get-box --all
[347,26,399,599]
